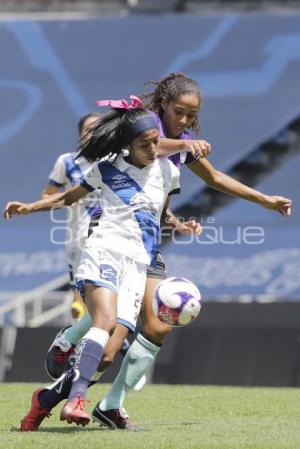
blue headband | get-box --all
[120,115,159,147]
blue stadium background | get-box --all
[1,13,299,299]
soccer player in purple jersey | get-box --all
[91,73,291,429]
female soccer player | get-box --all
[24,74,291,431]
[4,103,182,427]
[42,112,101,321]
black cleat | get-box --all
[92,402,140,431]
[45,326,74,380]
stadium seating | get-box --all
[1,12,299,297]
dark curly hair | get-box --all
[140,72,202,134]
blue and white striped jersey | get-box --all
[81,154,180,266]
[48,153,100,249]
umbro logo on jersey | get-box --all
[111,174,131,190]
[112,174,127,182]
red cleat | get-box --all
[60,395,90,427]
[20,388,52,431]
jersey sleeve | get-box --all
[48,154,68,187]
[80,162,102,192]
[168,162,181,196]
[182,132,200,165]
[185,151,200,165]
[149,110,160,125]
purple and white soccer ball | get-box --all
[152,277,202,327]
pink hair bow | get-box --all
[96,95,143,109]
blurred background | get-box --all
[0,0,299,385]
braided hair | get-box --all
[141,72,201,133]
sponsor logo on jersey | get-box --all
[111,174,131,190]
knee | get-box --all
[93,316,116,333]
[143,318,172,345]
[106,317,117,332]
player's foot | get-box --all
[92,402,139,431]
[60,395,90,426]
[71,299,86,320]
[20,388,52,431]
[45,326,74,380]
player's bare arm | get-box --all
[40,184,60,199]
[188,158,292,217]
[162,198,202,236]
[4,185,88,219]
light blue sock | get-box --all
[100,333,160,410]
[63,313,93,346]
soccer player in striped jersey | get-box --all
[4,102,185,428]
[42,112,101,321]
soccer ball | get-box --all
[152,277,202,327]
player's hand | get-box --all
[261,195,292,217]
[175,219,202,235]
[183,139,211,159]
[3,201,32,219]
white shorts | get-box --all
[75,246,147,332]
